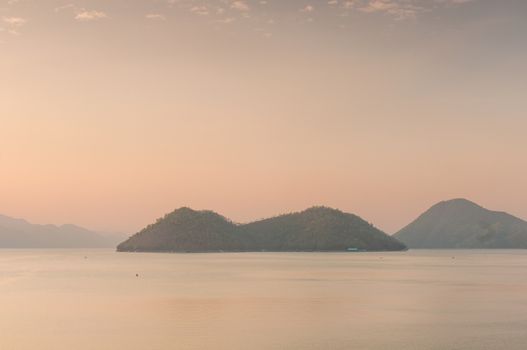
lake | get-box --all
[1,250,526,350]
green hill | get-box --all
[242,207,405,251]
[116,207,247,252]
[394,199,527,249]
[117,206,406,252]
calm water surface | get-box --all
[1,250,527,350]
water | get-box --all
[1,250,527,350]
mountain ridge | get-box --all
[0,213,126,248]
[394,198,527,249]
[117,206,406,252]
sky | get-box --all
[1,0,526,234]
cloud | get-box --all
[2,16,26,35]
[1,0,480,40]
[231,1,250,12]
[359,0,396,13]
[301,5,315,12]
[217,17,236,24]
[146,13,166,21]
[3,16,26,26]
[335,0,475,20]
[54,4,75,13]
[75,10,108,21]
[342,1,358,9]
[435,0,475,3]
[190,5,209,16]
[350,0,425,20]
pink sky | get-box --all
[1,0,526,234]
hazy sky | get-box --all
[1,0,526,234]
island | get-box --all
[117,206,406,252]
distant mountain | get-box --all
[117,206,406,252]
[394,199,527,249]
[0,214,126,248]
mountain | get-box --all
[241,207,405,251]
[116,208,247,252]
[0,214,125,248]
[394,199,527,249]
[117,206,406,252]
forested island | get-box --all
[117,206,406,253]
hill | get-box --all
[116,208,247,252]
[394,199,527,249]
[117,206,406,252]
[241,207,405,251]
[0,214,125,248]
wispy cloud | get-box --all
[231,1,250,12]
[301,5,315,13]
[146,13,166,21]
[435,0,476,4]
[75,10,108,22]
[190,5,209,16]
[2,16,27,35]
[54,4,75,13]
[1,0,480,41]
[3,16,26,26]
[358,0,424,20]
[331,0,476,19]
[216,17,236,24]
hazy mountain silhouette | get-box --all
[0,214,126,248]
[394,199,527,249]
[117,206,406,252]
